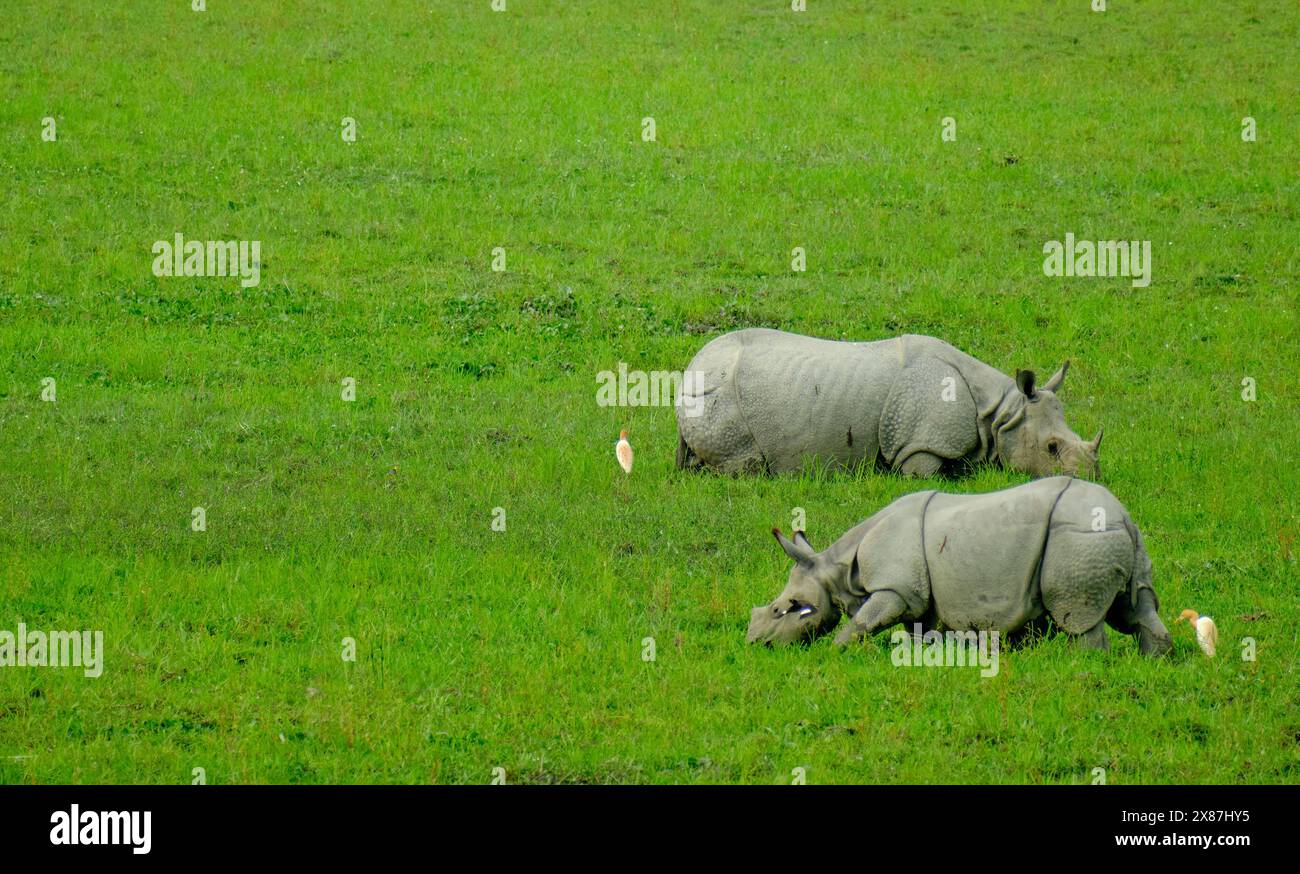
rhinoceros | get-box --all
[745,477,1172,656]
[676,329,1102,477]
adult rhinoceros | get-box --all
[676,329,1102,478]
[745,477,1172,656]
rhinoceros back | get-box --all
[678,328,902,473]
[920,478,1071,632]
[919,477,1138,635]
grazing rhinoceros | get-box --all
[676,329,1102,477]
[745,477,1172,656]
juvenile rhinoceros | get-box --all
[676,329,1102,477]
[745,477,1172,656]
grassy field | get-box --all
[0,1,1296,784]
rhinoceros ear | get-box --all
[1015,369,1037,399]
[1041,360,1069,393]
[792,530,814,552]
[772,527,814,566]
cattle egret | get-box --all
[615,429,633,474]
[1176,609,1218,657]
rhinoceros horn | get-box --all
[1090,428,1104,452]
[773,527,815,567]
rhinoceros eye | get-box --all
[1047,440,1060,457]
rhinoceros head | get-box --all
[1001,362,1102,478]
[747,528,844,646]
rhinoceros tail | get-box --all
[1123,517,1156,611]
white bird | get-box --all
[1176,609,1218,657]
[615,429,633,474]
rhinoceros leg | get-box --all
[898,451,944,478]
[1137,615,1173,656]
[832,590,908,649]
[879,358,980,474]
[1103,522,1173,657]
[1005,614,1053,648]
[1075,619,1110,651]
[1106,588,1172,657]
[675,431,702,470]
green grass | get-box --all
[0,0,1296,784]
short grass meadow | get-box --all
[0,1,1296,784]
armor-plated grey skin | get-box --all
[746,477,1172,657]
[676,329,1102,477]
